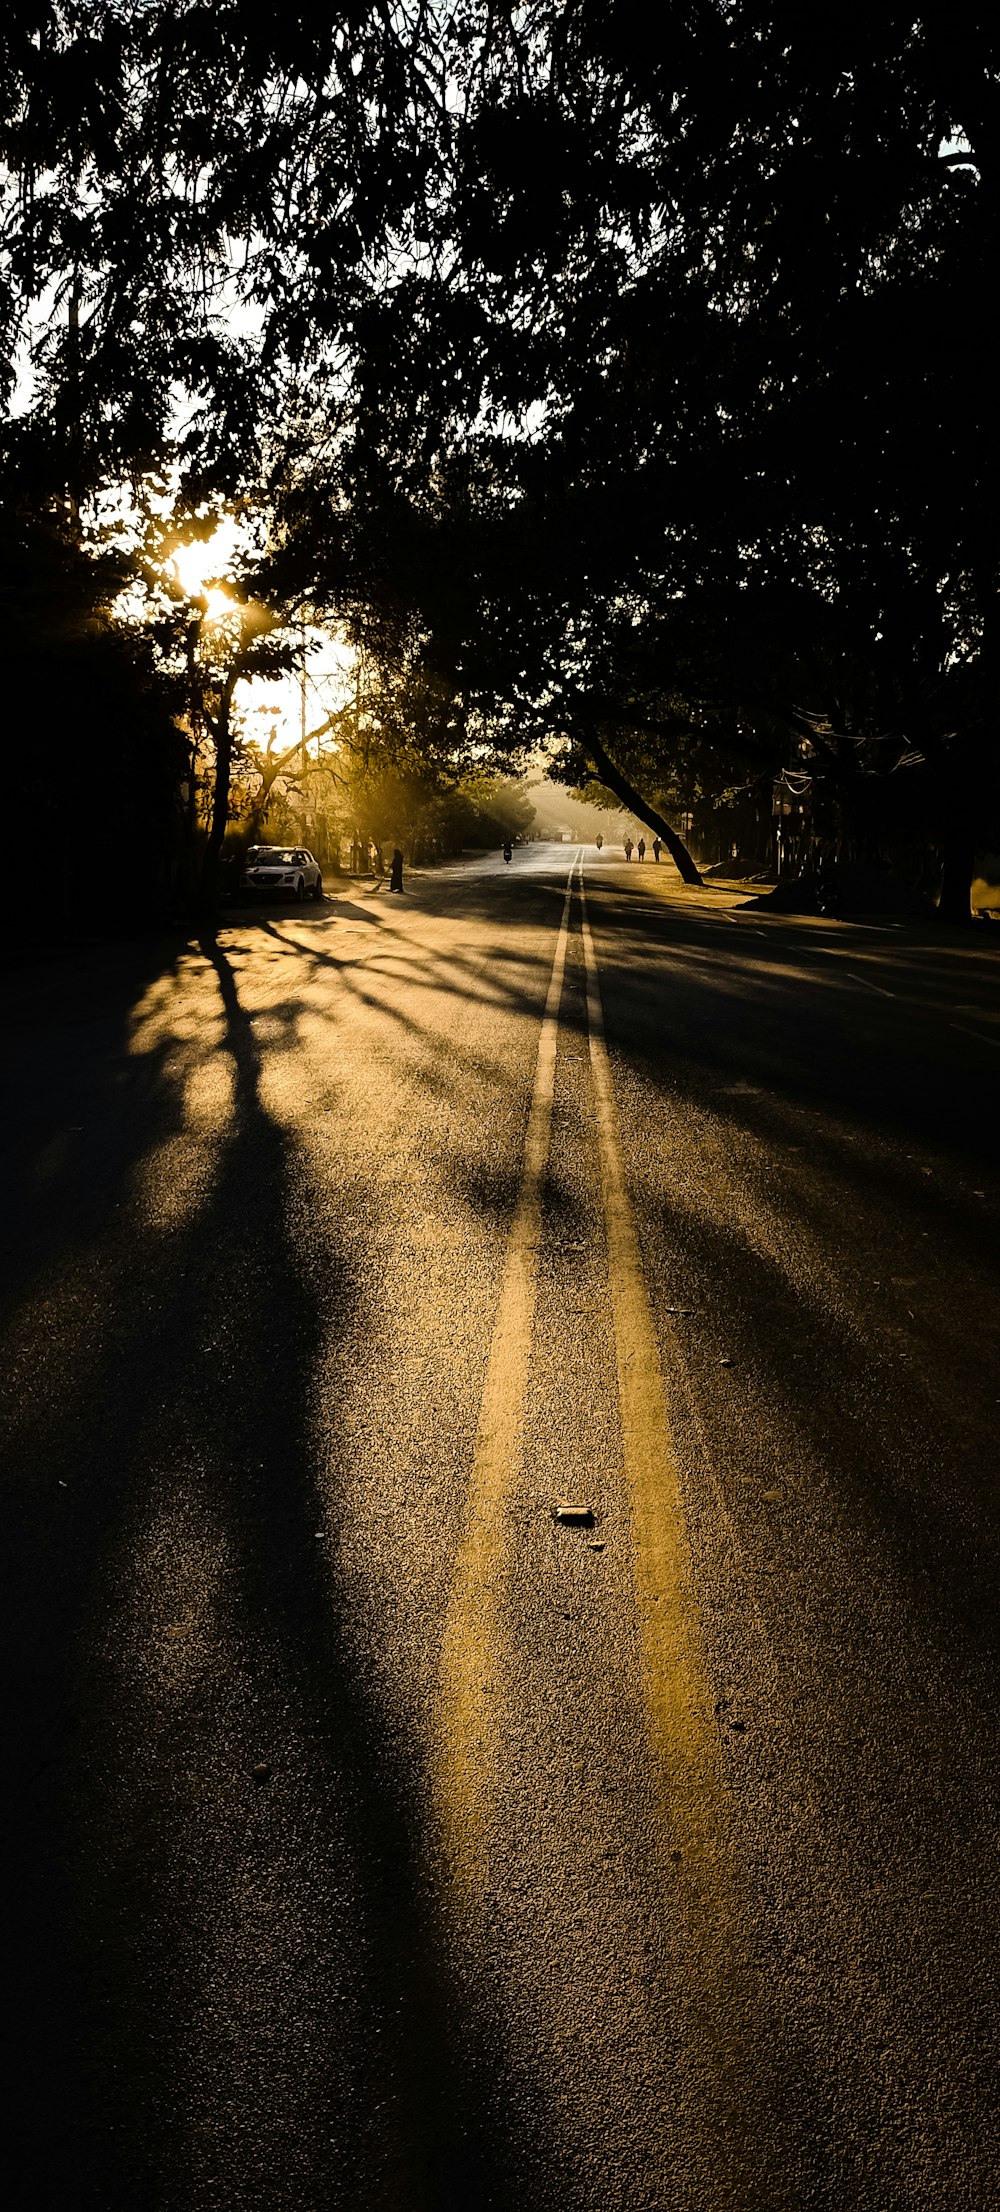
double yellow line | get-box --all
[435,863,575,1880]
[433,855,767,2186]
[436,855,737,1910]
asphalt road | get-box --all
[3,843,1000,2211]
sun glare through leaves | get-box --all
[171,528,238,618]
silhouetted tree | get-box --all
[268,4,999,911]
[5,7,999,915]
[1,498,188,929]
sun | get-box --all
[171,523,239,616]
[201,582,236,619]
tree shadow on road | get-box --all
[589,920,1000,1649]
[0,926,571,2212]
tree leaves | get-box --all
[3,5,998,896]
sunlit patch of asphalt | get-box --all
[432,858,578,1890]
[125,954,235,1229]
[273,909,563,1020]
[214,896,569,1243]
[418,856,779,2201]
[5,869,604,2199]
[577,876,776,2196]
[268,867,597,2196]
[244,867,991,2204]
[85,918,472,2204]
[3,953,232,1436]
[10,854,994,2204]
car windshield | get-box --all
[251,850,297,867]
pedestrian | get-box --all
[637,837,646,861]
[624,836,634,861]
[652,837,661,862]
[389,846,404,893]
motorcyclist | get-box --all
[595,833,603,851]
[503,841,513,863]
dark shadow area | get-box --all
[1,930,193,1313]
[0,921,574,2211]
[232,869,998,1307]
[592,894,1000,1181]
[586,891,1000,1644]
[400,883,994,1255]
[647,1173,1000,1654]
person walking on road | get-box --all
[389,847,404,893]
[652,837,662,862]
[624,836,634,861]
[637,837,646,861]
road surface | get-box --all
[3,844,1000,2209]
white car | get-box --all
[241,845,324,902]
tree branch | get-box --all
[573,725,704,885]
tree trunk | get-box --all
[202,668,239,897]
[937,834,976,926]
[245,759,285,844]
[580,729,703,885]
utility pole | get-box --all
[300,617,308,838]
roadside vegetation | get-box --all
[2,5,997,929]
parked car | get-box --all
[240,846,324,902]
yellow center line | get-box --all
[434,853,581,1888]
[578,875,727,1863]
[579,873,767,2176]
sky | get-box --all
[168,522,356,758]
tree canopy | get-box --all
[2,4,997,915]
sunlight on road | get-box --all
[5,852,999,2209]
